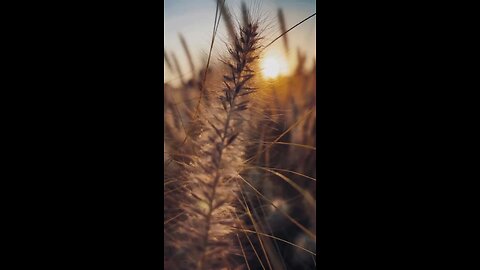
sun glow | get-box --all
[261,53,289,79]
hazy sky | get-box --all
[164,0,316,83]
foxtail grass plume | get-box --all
[164,48,173,73]
[171,52,185,87]
[278,8,289,54]
[179,33,196,80]
[218,0,237,43]
[169,8,263,270]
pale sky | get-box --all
[164,0,316,84]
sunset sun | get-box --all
[261,54,289,79]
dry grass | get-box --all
[164,1,316,269]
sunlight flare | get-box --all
[261,53,289,79]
